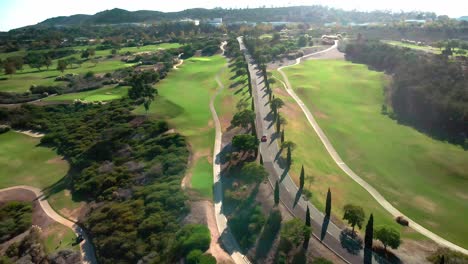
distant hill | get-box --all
[458,16,468,21]
[36,6,436,27]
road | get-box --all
[211,42,250,264]
[277,41,468,255]
[238,37,363,264]
[0,185,97,264]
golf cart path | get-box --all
[0,185,97,264]
[277,41,468,255]
[210,42,250,264]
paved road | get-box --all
[211,42,250,264]
[238,37,363,264]
[0,185,97,264]
[277,42,468,255]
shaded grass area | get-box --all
[281,59,468,247]
[135,55,227,198]
[44,85,130,102]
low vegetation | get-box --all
[0,201,32,243]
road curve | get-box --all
[277,42,468,255]
[0,185,97,263]
[211,42,250,264]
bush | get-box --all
[0,126,10,134]
[0,201,32,243]
[29,85,62,95]
[176,224,211,256]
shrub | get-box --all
[176,224,211,256]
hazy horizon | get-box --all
[1,0,467,31]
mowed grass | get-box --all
[0,131,68,189]
[0,133,78,253]
[0,42,179,93]
[382,40,441,54]
[281,60,468,247]
[44,85,130,102]
[0,60,135,93]
[135,55,227,198]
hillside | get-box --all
[36,6,435,27]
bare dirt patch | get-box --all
[46,156,66,165]
[394,239,437,264]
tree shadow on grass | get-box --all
[372,246,402,264]
[255,209,282,261]
[41,171,88,205]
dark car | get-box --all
[261,135,267,142]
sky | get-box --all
[0,0,467,31]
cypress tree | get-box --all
[325,188,332,218]
[276,114,281,133]
[364,214,374,250]
[281,129,285,143]
[260,154,263,165]
[305,205,311,227]
[251,98,255,111]
[300,165,305,189]
[274,180,280,206]
[286,145,292,167]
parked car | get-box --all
[261,135,267,142]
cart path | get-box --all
[0,185,97,263]
[277,41,468,255]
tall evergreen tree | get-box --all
[365,214,374,250]
[281,129,285,143]
[300,165,305,189]
[276,114,281,133]
[305,205,311,227]
[251,98,255,111]
[286,145,292,167]
[325,188,332,218]
[260,154,263,165]
[274,181,280,206]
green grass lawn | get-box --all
[44,85,130,102]
[0,60,135,93]
[382,40,442,54]
[0,132,77,254]
[135,55,227,198]
[0,131,69,189]
[0,42,180,93]
[43,223,79,253]
[280,60,468,247]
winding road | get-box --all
[276,41,468,255]
[0,186,97,263]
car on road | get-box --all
[261,135,267,142]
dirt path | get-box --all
[210,41,250,264]
[0,186,97,264]
[277,42,468,255]
[14,129,45,138]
